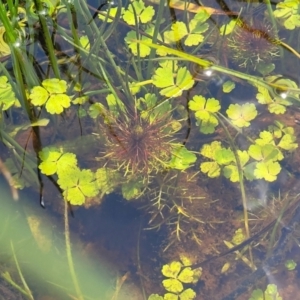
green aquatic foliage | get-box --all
[125,26,161,57]
[123,0,155,25]
[29,79,71,114]
[164,11,210,46]
[0,76,20,110]
[39,147,77,176]
[231,228,246,245]
[168,146,197,171]
[188,96,220,133]
[249,284,282,300]
[273,0,300,30]
[222,81,235,93]
[57,166,99,205]
[148,258,201,300]
[226,103,258,128]
[285,259,297,271]
[121,178,145,200]
[152,65,194,98]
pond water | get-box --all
[0,0,300,299]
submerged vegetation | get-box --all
[0,0,300,299]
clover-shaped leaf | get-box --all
[215,148,235,165]
[164,293,178,300]
[162,261,182,278]
[179,288,196,300]
[264,284,282,300]
[255,131,275,146]
[249,289,264,300]
[125,26,161,57]
[200,161,220,178]
[164,11,209,46]
[274,0,300,30]
[162,279,184,294]
[123,0,155,25]
[0,76,19,110]
[278,133,298,151]
[153,66,194,98]
[30,79,71,114]
[169,146,197,170]
[254,161,281,182]
[226,103,257,127]
[39,147,77,175]
[248,144,279,162]
[178,267,195,283]
[200,141,222,159]
[223,150,250,182]
[189,96,220,133]
[58,167,99,205]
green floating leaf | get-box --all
[164,293,178,300]
[249,289,264,300]
[0,76,19,110]
[274,0,300,30]
[123,0,155,25]
[164,12,209,46]
[58,167,99,205]
[169,146,197,170]
[226,103,257,128]
[248,144,279,163]
[200,161,220,178]
[153,66,194,98]
[125,26,160,57]
[264,284,282,300]
[162,261,182,278]
[222,81,235,93]
[200,141,222,159]
[215,148,235,165]
[39,147,77,176]
[162,279,184,294]
[278,133,298,151]
[148,295,164,300]
[179,288,196,300]
[178,267,195,284]
[30,78,71,114]
[254,161,281,182]
[285,259,297,271]
[189,96,220,133]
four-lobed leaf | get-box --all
[30,79,71,114]
[58,166,99,205]
[123,0,155,25]
[226,103,257,128]
[153,66,194,98]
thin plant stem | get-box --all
[216,113,254,268]
[34,0,60,78]
[64,199,84,300]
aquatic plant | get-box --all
[148,256,202,300]
[226,19,280,69]
[249,284,282,300]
